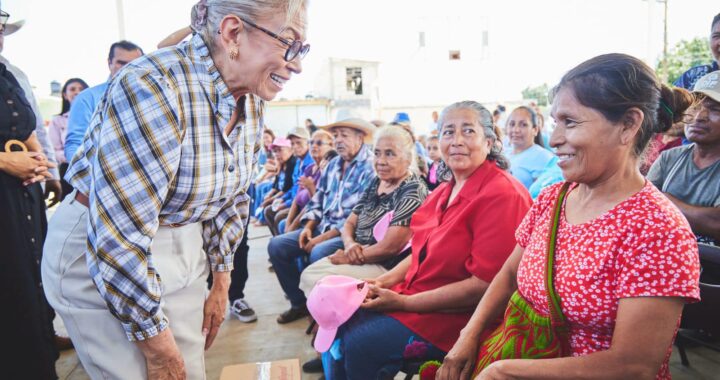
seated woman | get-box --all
[325,101,532,380]
[506,106,554,188]
[438,54,700,380]
[255,137,297,227]
[270,130,335,236]
[299,125,428,294]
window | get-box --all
[346,67,363,95]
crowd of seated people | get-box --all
[253,52,718,380]
[19,0,719,377]
[196,14,718,380]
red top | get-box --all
[641,134,683,174]
[387,161,532,352]
[516,182,700,379]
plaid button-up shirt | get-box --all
[66,34,263,341]
[301,145,376,232]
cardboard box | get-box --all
[220,358,301,380]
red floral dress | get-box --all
[516,182,700,379]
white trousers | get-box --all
[299,256,388,295]
[42,192,209,380]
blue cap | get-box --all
[391,112,411,125]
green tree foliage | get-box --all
[659,37,713,84]
[521,83,550,106]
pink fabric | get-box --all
[48,113,68,163]
[428,162,437,184]
[307,275,369,352]
[516,182,700,379]
[372,211,411,251]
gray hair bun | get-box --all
[191,0,209,32]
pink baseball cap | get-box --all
[307,275,369,352]
[269,137,292,149]
[373,211,411,251]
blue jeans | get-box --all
[268,229,343,307]
[327,309,446,380]
[252,181,273,217]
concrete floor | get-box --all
[53,226,720,380]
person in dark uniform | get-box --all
[0,36,59,380]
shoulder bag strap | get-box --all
[546,182,571,329]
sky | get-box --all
[1,0,718,106]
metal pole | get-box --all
[116,0,126,40]
[662,0,669,83]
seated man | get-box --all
[268,118,376,323]
[648,71,720,246]
[265,127,314,235]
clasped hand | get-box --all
[361,281,407,312]
[1,151,55,185]
[328,243,365,265]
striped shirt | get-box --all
[352,174,428,246]
[66,34,264,341]
[301,145,375,232]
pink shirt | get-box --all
[48,113,68,163]
[516,182,700,379]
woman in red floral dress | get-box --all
[438,54,701,380]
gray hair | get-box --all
[191,0,307,52]
[373,125,419,175]
[436,100,510,177]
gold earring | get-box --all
[229,47,239,60]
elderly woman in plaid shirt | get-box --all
[41,1,309,378]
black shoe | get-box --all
[276,306,309,324]
[302,357,323,373]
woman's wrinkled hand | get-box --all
[344,243,365,265]
[473,361,505,380]
[362,278,385,298]
[361,284,407,312]
[136,328,186,380]
[435,332,480,380]
[328,249,350,265]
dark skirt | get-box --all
[0,171,58,379]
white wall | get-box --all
[264,103,330,137]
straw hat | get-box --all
[320,118,376,143]
[3,20,24,36]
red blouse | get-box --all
[387,161,532,352]
[516,182,700,379]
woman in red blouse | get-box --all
[325,101,532,379]
[438,54,701,380]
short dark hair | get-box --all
[108,40,144,62]
[713,13,720,30]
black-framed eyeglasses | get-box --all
[0,11,10,31]
[238,17,310,62]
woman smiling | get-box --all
[42,0,309,378]
[438,54,700,380]
[506,106,554,188]
[324,102,531,379]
